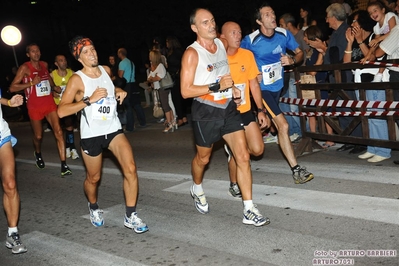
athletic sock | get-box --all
[193,183,204,195]
[89,202,99,210]
[8,227,18,236]
[243,200,254,211]
[291,164,300,171]
[126,206,136,217]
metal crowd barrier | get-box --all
[290,61,399,156]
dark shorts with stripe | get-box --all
[262,90,282,119]
[240,110,256,126]
[192,111,244,148]
[80,129,123,157]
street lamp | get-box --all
[1,25,22,67]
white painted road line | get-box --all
[21,231,148,266]
[251,160,399,185]
[164,180,399,225]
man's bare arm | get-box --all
[9,64,32,93]
[180,47,209,99]
[57,74,87,118]
[180,47,233,99]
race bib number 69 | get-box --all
[262,62,282,85]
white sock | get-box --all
[243,200,254,211]
[193,183,203,194]
[8,227,18,236]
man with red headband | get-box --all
[10,43,72,177]
[58,36,148,233]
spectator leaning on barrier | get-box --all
[361,2,399,164]
[345,10,391,163]
[308,3,366,155]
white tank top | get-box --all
[189,38,230,86]
[76,65,121,139]
[188,38,234,120]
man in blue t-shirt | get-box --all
[117,48,146,132]
[241,2,314,184]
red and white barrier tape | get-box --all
[280,97,399,109]
[360,60,399,68]
[283,110,399,117]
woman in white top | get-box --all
[147,50,176,132]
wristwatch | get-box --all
[208,82,220,92]
[257,108,267,114]
[291,56,297,65]
[82,96,91,106]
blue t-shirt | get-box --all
[241,28,299,92]
[119,58,135,83]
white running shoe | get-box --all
[289,133,300,142]
[263,133,277,143]
[88,203,104,227]
[190,185,209,214]
[71,149,80,160]
[66,147,71,158]
[124,212,149,233]
[243,205,270,226]
[5,232,27,254]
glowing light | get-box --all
[1,25,22,46]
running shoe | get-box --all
[34,151,45,169]
[289,133,300,142]
[190,185,209,214]
[243,205,270,227]
[292,165,314,184]
[66,147,71,158]
[223,144,232,162]
[88,203,104,227]
[71,149,80,160]
[124,212,149,234]
[228,183,242,198]
[263,133,277,143]
[61,164,72,177]
[5,232,27,254]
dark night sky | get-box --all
[0,0,332,86]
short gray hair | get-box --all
[326,3,347,22]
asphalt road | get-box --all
[0,107,398,266]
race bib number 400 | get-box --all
[92,97,116,120]
[35,80,51,97]
[262,62,282,85]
